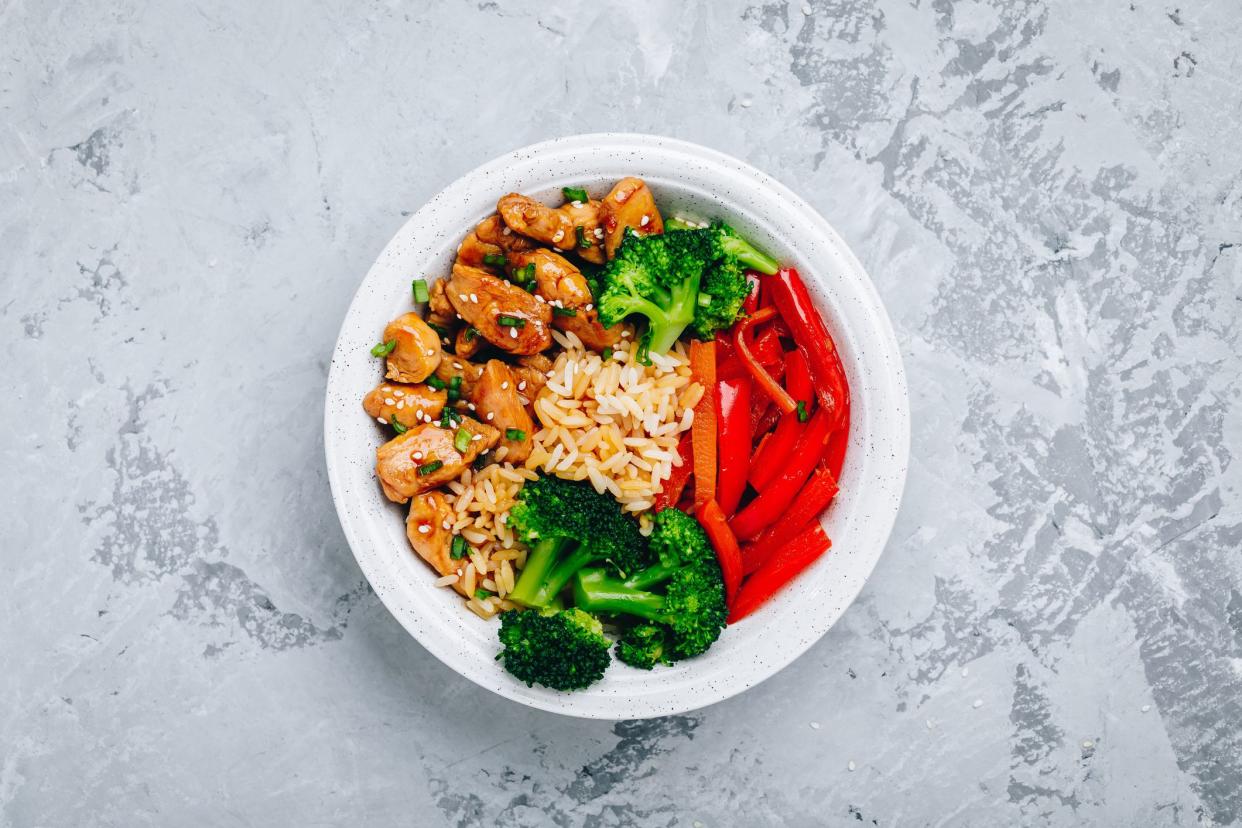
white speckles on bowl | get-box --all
[324,134,910,719]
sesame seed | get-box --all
[535,294,546,303]
[396,400,405,409]
[640,214,650,227]
[552,229,565,243]
[593,227,604,238]
[621,330,631,338]
[442,519,451,529]
[615,190,629,203]
[377,417,387,425]
[585,303,593,311]
[571,200,583,208]
[501,381,509,390]
[417,524,430,534]
[552,247,562,253]
[393,389,404,397]
[385,398,396,406]
[425,348,435,356]
[459,294,469,302]
[453,362,463,369]
[503,279,510,286]
[809,721,820,730]
[972,699,983,709]
[502,226,512,235]
[518,380,527,391]
[486,412,495,421]
[470,293,478,303]
[740,97,753,108]
[847,761,856,772]
[413,451,423,460]
[1082,740,1094,749]
[472,433,482,441]
[510,328,518,339]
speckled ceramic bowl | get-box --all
[325,134,909,719]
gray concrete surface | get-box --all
[2,0,1240,825]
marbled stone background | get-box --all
[2,0,1239,825]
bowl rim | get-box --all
[324,133,910,718]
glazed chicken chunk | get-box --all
[496,193,606,265]
[598,177,664,258]
[382,312,443,384]
[405,491,471,596]
[446,264,552,355]
[363,382,447,430]
[375,417,500,503]
[508,249,621,351]
[471,360,535,463]
[457,214,537,271]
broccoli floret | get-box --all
[506,475,648,609]
[615,623,669,670]
[497,608,611,691]
[597,223,777,353]
[572,509,727,662]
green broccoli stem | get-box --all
[645,270,702,353]
[663,217,699,232]
[721,236,780,276]
[528,544,602,608]
[508,537,569,607]
[624,562,677,591]
[573,569,669,621]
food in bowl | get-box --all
[362,177,851,691]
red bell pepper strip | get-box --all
[742,466,838,574]
[748,350,813,491]
[743,271,762,315]
[728,523,832,623]
[750,326,784,367]
[823,407,851,482]
[768,267,850,427]
[689,340,717,510]
[734,307,796,415]
[652,433,694,511]
[715,375,751,516]
[697,499,743,606]
[730,406,834,540]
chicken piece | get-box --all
[453,325,485,360]
[428,278,455,318]
[519,353,555,374]
[471,360,535,463]
[405,491,471,596]
[496,194,606,265]
[434,355,484,398]
[382,312,443,384]
[598,177,664,258]
[560,198,606,264]
[508,249,592,307]
[376,418,500,504]
[363,382,447,430]
[512,354,554,401]
[458,214,537,271]
[508,249,621,351]
[446,264,552,355]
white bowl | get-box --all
[324,134,909,719]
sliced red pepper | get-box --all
[824,407,850,481]
[652,433,694,511]
[697,499,743,606]
[743,271,762,315]
[748,351,813,491]
[728,524,831,623]
[729,406,834,540]
[715,375,751,516]
[768,268,850,427]
[742,466,838,574]
[734,307,796,415]
[689,340,717,510]
[750,326,783,367]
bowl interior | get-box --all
[324,135,909,719]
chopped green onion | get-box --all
[391,416,408,435]
[552,306,577,317]
[575,225,592,249]
[370,339,397,357]
[427,321,449,338]
[412,279,430,303]
[417,460,443,476]
[517,263,537,285]
[451,535,469,560]
[497,315,526,328]
[454,427,471,453]
[482,253,507,268]
[562,186,589,203]
[446,374,463,402]
[505,428,527,442]
[465,326,479,342]
[797,401,809,423]
[474,588,494,600]
[426,374,446,390]
[602,347,613,361]
[439,408,461,429]
[697,292,713,308]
